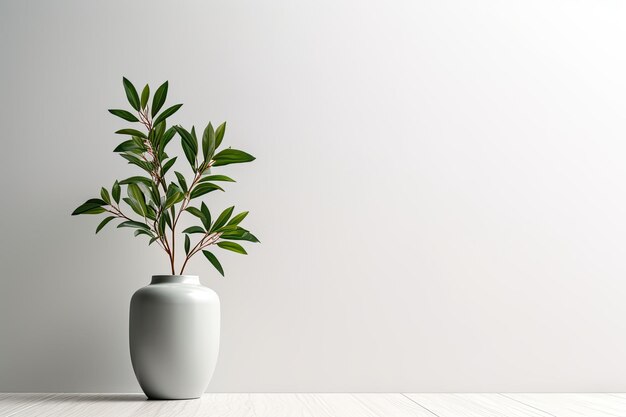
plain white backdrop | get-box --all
[1,0,626,392]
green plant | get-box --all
[72,78,258,275]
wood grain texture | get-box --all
[11,394,153,417]
[2,393,626,417]
[405,393,553,417]
[296,394,435,416]
[349,394,436,416]
[0,393,436,417]
[0,393,58,417]
[505,393,626,417]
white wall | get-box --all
[1,0,626,392]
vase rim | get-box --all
[151,275,200,284]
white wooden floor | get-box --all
[2,393,626,416]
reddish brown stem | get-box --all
[178,232,221,274]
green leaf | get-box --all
[183,226,205,234]
[120,153,152,172]
[117,220,150,230]
[151,81,168,117]
[127,183,146,206]
[108,109,139,122]
[184,234,191,255]
[212,149,255,167]
[163,193,182,210]
[185,205,209,230]
[190,182,223,199]
[96,216,116,233]
[202,250,224,276]
[164,183,184,209]
[119,176,152,186]
[157,213,167,235]
[174,126,198,169]
[186,206,204,219]
[153,103,182,126]
[217,241,247,255]
[127,186,148,217]
[215,122,226,149]
[159,127,176,154]
[122,197,144,217]
[228,211,248,226]
[211,206,234,232]
[134,229,155,238]
[112,181,121,204]
[221,228,260,242]
[113,139,144,153]
[152,121,165,147]
[161,157,177,175]
[145,206,157,221]
[202,122,216,161]
[72,198,107,215]
[122,77,141,111]
[174,171,188,193]
[199,164,212,175]
[115,128,147,139]
[140,84,150,109]
[214,224,238,233]
[81,207,106,215]
[199,175,235,182]
[148,182,161,202]
[200,202,212,230]
[100,187,111,204]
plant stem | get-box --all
[168,169,204,274]
[170,217,176,274]
[178,231,221,274]
[137,107,176,273]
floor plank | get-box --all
[0,393,431,417]
[298,394,435,417]
[505,394,626,417]
[12,394,153,417]
[351,394,436,416]
[3,393,626,417]
[0,393,58,417]
[10,394,261,417]
[405,393,554,417]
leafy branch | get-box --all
[72,78,258,276]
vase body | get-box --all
[129,275,220,400]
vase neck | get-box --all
[151,275,200,285]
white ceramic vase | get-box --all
[129,275,220,400]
